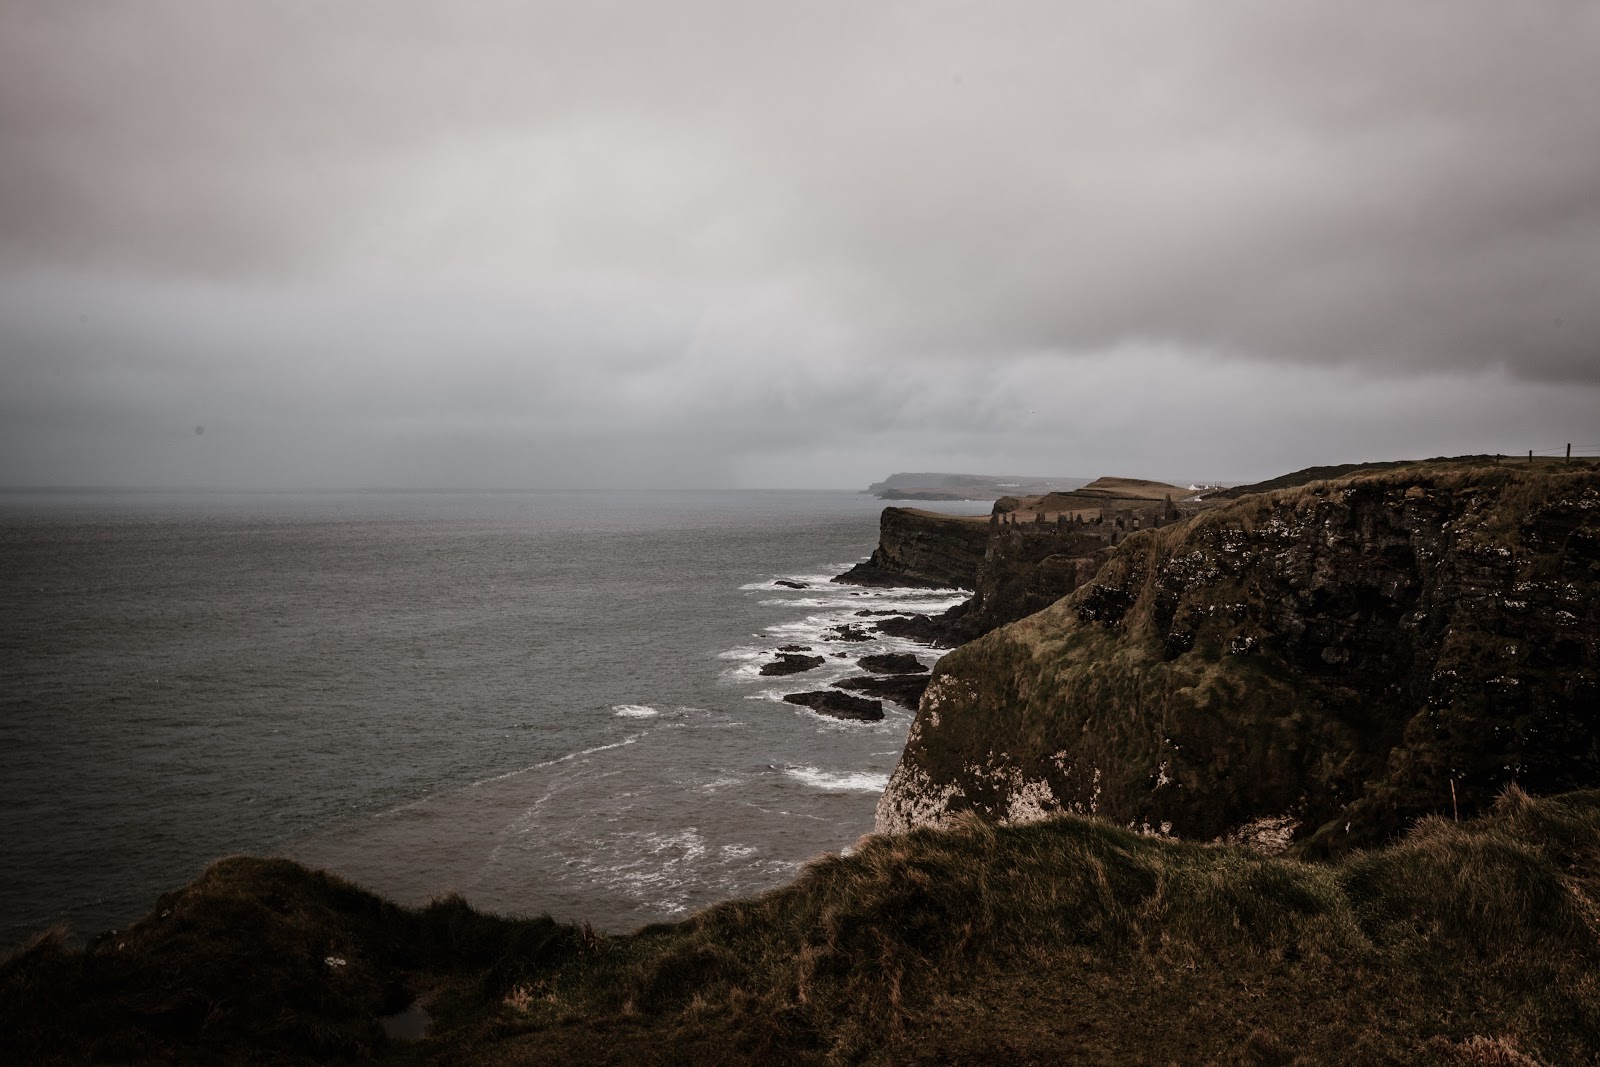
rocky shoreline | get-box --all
[6,456,1600,1064]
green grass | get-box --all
[7,788,1600,1064]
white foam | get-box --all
[784,766,891,792]
[722,661,770,681]
[611,704,658,718]
[760,596,948,611]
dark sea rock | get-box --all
[856,653,928,675]
[777,644,813,653]
[760,654,826,677]
[782,690,885,721]
[825,625,873,643]
[774,580,809,589]
[835,674,931,708]
[873,613,948,645]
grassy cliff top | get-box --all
[1072,476,1188,498]
[7,788,1600,1064]
[892,507,993,523]
[1210,453,1595,499]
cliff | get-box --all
[831,507,990,589]
[877,464,1600,855]
[953,525,1111,640]
[879,522,1112,646]
[866,474,1191,646]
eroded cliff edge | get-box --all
[839,476,1195,644]
[877,465,1600,855]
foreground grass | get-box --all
[6,788,1600,1065]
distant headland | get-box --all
[865,472,1094,500]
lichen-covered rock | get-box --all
[876,465,1600,855]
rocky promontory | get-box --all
[831,507,990,589]
[877,463,1600,854]
[862,476,1197,647]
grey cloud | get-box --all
[2,2,1598,489]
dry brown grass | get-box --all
[9,790,1600,1064]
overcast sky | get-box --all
[2,2,1596,489]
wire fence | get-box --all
[1516,443,1600,458]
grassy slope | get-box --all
[1208,455,1585,500]
[6,789,1600,1064]
[897,463,1600,852]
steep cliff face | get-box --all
[832,507,991,589]
[884,524,1110,646]
[877,466,1600,855]
[960,526,1110,637]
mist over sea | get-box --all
[0,489,989,942]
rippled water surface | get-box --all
[0,489,988,941]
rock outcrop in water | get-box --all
[876,464,1600,855]
[759,653,825,676]
[855,653,927,675]
[834,673,931,708]
[783,690,885,721]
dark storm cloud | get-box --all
[1,2,1596,488]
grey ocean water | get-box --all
[0,489,987,943]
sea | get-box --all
[0,489,989,945]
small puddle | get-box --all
[380,1002,431,1041]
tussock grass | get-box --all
[7,789,1600,1064]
